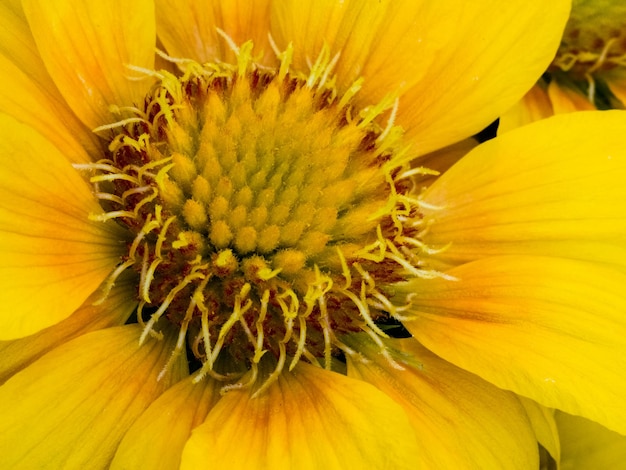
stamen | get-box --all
[94,192,124,205]
[376,97,400,144]
[301,348,321,367]
[238,315,257,349]
[90,172,140,185]
[93,257,137,305]
[157,314,191,382]
[584,37,618,103]
[139,267,207,345]
[384,240,457,281]
[336,246,353,290]
[356,225,388,262]
[306,45,340,89]
[397,194,445,211]
[209,284,253,365]
[358,93,397,128]
[339,284,388,338]
[72,162,120,173]
[108,104,147,118]
[88,210,137,222]
[338,77,364,110]
[138,241,151,302]
[396,235,452,255]
[219,364,257,394]
[121,185,152,202]
[396,166,440,181]
[367,288,399,318]
[360,324,405,371]
[155,47,197,66]
[216,27,241,56]
[318,51,341,89]
[135,156,174,182]
[253,289,270,364]
[289,315,308,372]
[136,301,148,329]
[124,63,166,80]
[92,117,148,134]
[139,215,177,303]
[252,343,287,398]
[317,294,333,370]
[131,188,159,217]
[198,300,213,366]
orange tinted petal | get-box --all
[606,73,626,106]
[22,0,156,129]
[0,325,187,468]
[0,1,100,160]
[0,114,123,339]
[401,256,626,435]
[271,0,454,105]
[499,84,555,132]
[347,337,538,469]
[181,362,420,469]
[0,274,136,385]
[156,0,273,65]
[112,375,221,469]
[548,79,596,113]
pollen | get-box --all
[80,40,449,394]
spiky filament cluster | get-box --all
[550,0,626,103]
[553,0,626,76]
[78,41,449,394]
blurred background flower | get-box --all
[501,0,626,131]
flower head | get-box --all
[1,0,626,469]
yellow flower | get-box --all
[1,0,626,468]
[501,0,626,131]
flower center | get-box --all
[81,43,446,393]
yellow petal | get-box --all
[0,113,124,339]
[414,137,478,188]
[0,273,136,385]
[0,0,48,87]
[156,0,274,65]
[399,0,570,155]
[0,53,100,163]
[519,398,560,465]
[421,111,626,271]
[0,1,100,160]
[0,325,187,468]
[271,0,455,106]
[181,362,420,470]
[547,79,596,113]
[346,337,538,469]
[556,411,626,469]
[401,255,626,435]
[499,84,555,133]
[22,0,156,130]
[111,375,221,470]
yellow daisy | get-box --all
[1,0,626,468]
[501,0,626,131]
